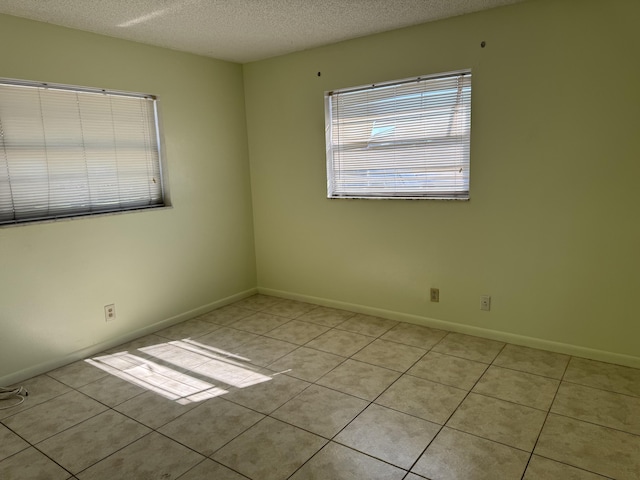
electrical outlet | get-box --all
[104,304,116,322]
[480,295,491,311]
[430,288,440,302]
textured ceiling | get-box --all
[0,0,526,63]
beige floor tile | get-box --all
[564,357,640,397]
[551,382,640,435]
[47,360,109,389]
[432,333,504,364]
[133,341,214,370]
[289,441,406,480]
[0,447,71,480]
[305,329,374,357]
[0,375,71,420]
[523,455,609,479]
[78,373,147,407]
[212,417,326,480]
[9,294,639,480]
[155,318,220,341]
[2,390,107,444]
[408,351,488,390]
[36,410,150,474]
[84,350,223,405]
[114,390,200,429]
[352,339,426,372]
[336,313,398,337]
[0,424,29,461]
[447,393,548,451]
[178,459,248,480]
[77,432,203,480]
[271,384,368,438]
[472,366,559,410]
[316,359,400,401]
[412,427,529,480]
[195,327,259,352]
[335,403,440,469]
[535,414,640,480]
[185,356,272,390]
[268,347,345,382]
[228,312,291,334]
[233,336,298,366]
[105,334,168,354]
[233,294,284,311]
[265,320,330,345]
[159,397,264,456]
[262,299,318,319]
[493,344,569,379]
[297,307,355,327]
[381,322,448,349]
[199,304,255,325]
[224,372,310,414]
[375,374,467,424]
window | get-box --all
[0,79,166,225]
[325,70,471,199]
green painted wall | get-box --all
[2,0,639,382]
[244,0,640,362]
[0,14,256,382]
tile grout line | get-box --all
[403,340,508,477]
[518,352,572,480]
[4,294,640,479]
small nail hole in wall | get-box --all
[317,72,321,76]
[481,41,486,48]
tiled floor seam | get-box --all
[400,342,510,477]
[520,353,571,480]
[485,363,565,381]
[175,457,249,480]
[19,397,108,445]
[5,295,640,479]
[1,445,74,478]
[395,422,445,477]
[467,391,551,413]
[282,440,409,480]
[559,378,640,400]
[30,443,84,478]
[69,430,159,477]
[345,343,458,478]
[547,411,640,439]
[524,454,616,480]
[267,341,436,472]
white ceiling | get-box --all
[0,0,526,63]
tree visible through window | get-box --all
[0,79,166,225]
[325,71,471,199]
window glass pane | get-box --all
[326,71,471,199]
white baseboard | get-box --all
[0,288,258,387]
[5,285,638,387]
[259,287,640,370]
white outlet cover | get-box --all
[480,295,491,311]
[104,304,116,321]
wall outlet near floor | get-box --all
[104,304,116,322]
[430,288,440,302]
[480,295,491,311]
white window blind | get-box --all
[325,71,471,199]
[0,79,165,225]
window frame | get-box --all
[0,78,168,226]
[325,69,472,200]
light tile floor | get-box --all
[1,294,640,479]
